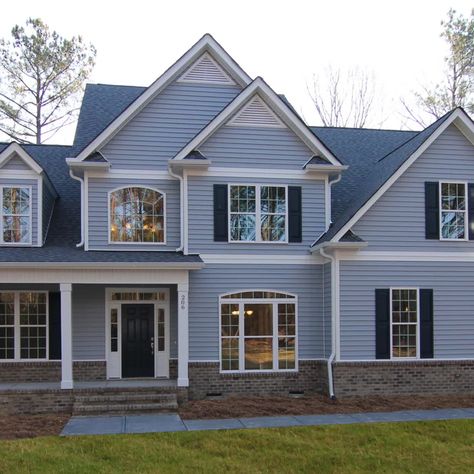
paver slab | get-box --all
[125,414,186,433]
[183,418,245,431]
[61,416,124,436]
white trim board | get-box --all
[186,167,329,180]
[172,77,343,167]
[0,143,43,174]
[201,254,325,264]
[337,250,474,262]
[71,34,251,163]
[332,109,474,242]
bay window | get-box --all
[220,291,297,372]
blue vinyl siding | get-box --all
[187,176,326,254]
[352,124,474,251]
[100,82,242,170]
[188,264,324,361]
[87,177,180,250]
[2,155,30,171]
[339,260,474,360]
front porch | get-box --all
[0,265,193,396]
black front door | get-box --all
[122,304,154,378]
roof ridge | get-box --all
[376,110,454,163]
[310,125,419,133]
[0,142,71,148]
[87,82,147,89]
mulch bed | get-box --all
[179,394,474,420]
[0,414,70,440]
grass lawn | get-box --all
[0,420,473,473]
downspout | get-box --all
[168,165,184,252]
[69,169,84,248]
[320,246,336,399]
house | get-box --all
[0,34,473,414]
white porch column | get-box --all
[177,283,189,387]
[60,283,73,389]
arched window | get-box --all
[219,290,297,372]
[109,187,165,243]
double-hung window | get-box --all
[440,182,467,240]
[390,288,418,358]
[220,291,297,372]
[1,186,31,244]
[0,291,48,360]
[229,185,287,242]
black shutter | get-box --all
[48,292,61,360]
[213,184,228,242]
[288,186,302,243]
[420,289,434,359]
[468,184,474,240]
[375,289,390,359]
[425,182,439,239]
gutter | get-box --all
[168,164,185,253]
[69,169,84,248]
[320,247,337,400]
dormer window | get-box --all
[109,187,165,243]
[1,186,31,245]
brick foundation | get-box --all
[333,360,474,397]
[0,361,106,383]
[188,361,328,399]
[169,359,178,379]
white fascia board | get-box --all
[0,143,43,174]
[332,109,469,242]
[66,158,111,169]
[0,261,205,270]
[172,77,343,167]
[304,164,348,172]
[74,34,252,162]
[168,159,212,168]
[310,241,368,253]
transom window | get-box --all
[440,182,467,240]
[391,289,418,358]
[0,291,48,360]
[1,186,31,244]
[229,185,287,242]
[220,291,297,372]
[110,187,165,243]
[111,291,167,301]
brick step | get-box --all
[72,401,178,416]
[74,392,177,404]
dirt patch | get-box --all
[0,414,70,440]
[179,394,474,420]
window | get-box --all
[440,182,467,240]
[109,187,165,243]
[220,291,297,372]
[0,291,48,360]
[229,185,287,242]
[1,186,31,244]
[391,289,418,358]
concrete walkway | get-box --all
[61,407,474,436]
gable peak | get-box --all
[227,94,285,128]
[177,51,236,86]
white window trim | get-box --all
[227,184,288,244]
[105,288,170,379]
[107,185,167,245]
[0,291,49,362]
[389,287,420,361]
[438,180,468,241]
[0,185,33,246]
[218,290,298,373]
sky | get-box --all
[1,0,473,144]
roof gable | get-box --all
[177,52,236,85]
[70,34,252,163]
[314,108,474,246]
[172,78,343,167]
[227,94,285,128]
[0,143,43,174]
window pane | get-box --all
[278,337,295,369]
[261,215,286,242]
[110,187,164,243]
[19,292,47,359]
[391,289,417,358]
[278,304,296,336]
[441,211,465,239]
[0,326,14,359]
[230,214,256,241]
[244,304,273,336]
[110,308,118,353]
[221,337,239,371]
[221,304,239,336]
[245,338,273,370]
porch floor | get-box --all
[0,379,177,392]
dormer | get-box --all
[0,143,57,246]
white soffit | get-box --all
[227,95,285,128]
[177,52,236,85]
